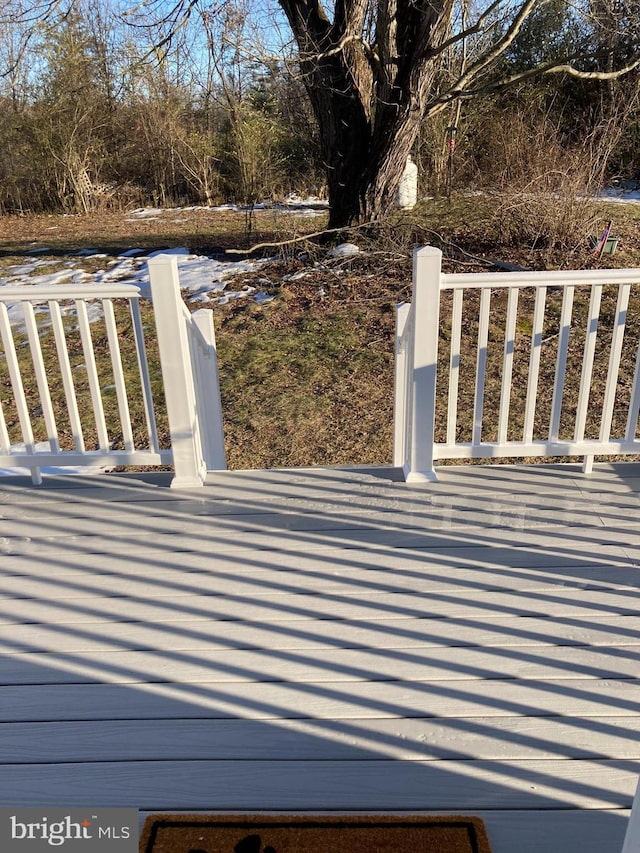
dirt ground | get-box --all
[2,197,639,469]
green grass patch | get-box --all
[2,196,640,472]
[215,282,398,469]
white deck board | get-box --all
[467,809,630,853]
[1,587,638,625]
[3,677,640,722]
[4,716,640,762]
[2,541,635,576]
[1,461,639,853]
[1,488,638,521]
[2,758,639,810]
[0,504,620,535]
[2,615,638,653]
[3,560,640,595]
[1,644,640,685]
[4,525,640,561]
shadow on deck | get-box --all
[0,461,639,853]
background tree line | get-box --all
[0,0,639,217]
[0,0,325,213]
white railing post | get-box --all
[622,775,640,853]
[192,309,227,471]
[393,302,411,467]
[147,255,207,488]
[403,246,442,483]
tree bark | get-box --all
[278,0,455,228]
[278,0,636,228]
[305,63,372,229]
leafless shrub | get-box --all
[473,106,632,251]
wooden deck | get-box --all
[1,461,639,852]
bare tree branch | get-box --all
[545,58,640,79]
[449,0,551,94]
[428,51,640,114]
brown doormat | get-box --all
[140,814,492,853]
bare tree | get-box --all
[3,0,638,220]
[277,0,640,227]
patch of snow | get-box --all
[327,242,360,258]
[127,207,164,217]
[282,193,328,210]
[120,199,328,219]
[3,265,78,291]
[217,284,256,305]
[6,260,62,277]
[140,252,269,300]
[598,188,640,203]
[1,242,277,335]
[283,270,309,281]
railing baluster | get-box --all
[575,283,602,443]
[130,300,160,454]
[473,288,491,447]
[0,398,9,453]
[600,283,631,442]
[50,299,85,453]
[0,303,41,483]
[498,287,519,445]
[393,303,411,466]
[447,288,463,446]
[22,301,60,453]
[76,299,109,451]
[403,308,416,471]
[523,286,547,443]
[549,285,575,442]
[102,298,135,452]
[625,336,640,442]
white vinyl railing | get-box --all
[622,776,640,853]
[395,246,640,482]
[147,255,227,485]
[0,255,226,487]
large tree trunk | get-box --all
[322,120,420,228]
[361,116,423,223]
[307,76,372,229]
[309,66,426,229]
[321,73,441,228]
[278,0,454,228]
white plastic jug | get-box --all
[396,155,418,209]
